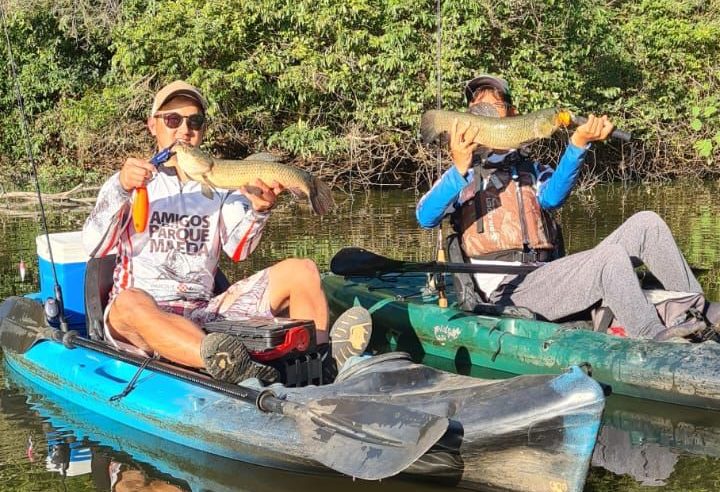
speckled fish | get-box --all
[174,143,335,215]
[420,108,573,150]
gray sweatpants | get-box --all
[489,211,702,338]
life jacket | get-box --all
[451,152,561,262]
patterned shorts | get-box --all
[156,268,273,326]
[103,268,272,354]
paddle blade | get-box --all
[330,247,408,276]
[294,398,449,480]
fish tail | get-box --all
[308,176,335,215]
[419,111,440,144]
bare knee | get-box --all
[274,258,321,286]
[110,288,158,328]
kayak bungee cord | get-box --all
[0,5,68,331]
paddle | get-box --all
[4,306,447,481]
[331,247,540,277]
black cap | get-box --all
[464,74,512,106]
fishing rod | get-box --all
[431,0,449,308]
[1,6,68,331]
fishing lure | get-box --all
[131,143,176,232]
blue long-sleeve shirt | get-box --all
[416,143,587,228]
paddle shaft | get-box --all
[385,260,539,276]
[330,247,540,276]
[65,334,417,447]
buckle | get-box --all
[521,250,537,263]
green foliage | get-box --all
[1,0,719,189]
[0,1,111,190]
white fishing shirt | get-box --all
[82,166,269,302]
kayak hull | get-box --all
[322,273,720,410]
[0,295,604,491]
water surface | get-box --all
[2,181,720,491]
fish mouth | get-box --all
[556,110,573,128]
[174,139,192,149]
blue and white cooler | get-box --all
[35,231,89,326]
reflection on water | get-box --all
[0,363,450,492]
[2,181,720,491]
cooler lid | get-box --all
[36,231,89,263]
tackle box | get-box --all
[204,317,321,387]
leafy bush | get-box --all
[0,0,718,191]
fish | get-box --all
[420,107,573,150]
[174,143,335,215]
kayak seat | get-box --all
[84,255,231,341]
[84,255,116,341]
[445,233,536,319]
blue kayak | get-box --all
[0,295,605,491]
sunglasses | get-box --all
[154,112,206,130]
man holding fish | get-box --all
[417,74,720,340]
[82,80,371,384]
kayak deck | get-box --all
[323,272,720,410]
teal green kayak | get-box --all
[322,272,720,410]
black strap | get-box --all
[109,355,157,402]
[474,175,484,233]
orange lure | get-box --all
[132,186,150,232]
[130,143,176,233]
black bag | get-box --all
[592,290,707,334]
[445,233,535,319]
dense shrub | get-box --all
[0,0,718,191]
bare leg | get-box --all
[267,258,330,344]
[107,288,204,367]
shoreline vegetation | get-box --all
[0,0,718,193]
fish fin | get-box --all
[474,146,492,161]
[516,138,539,148]
[200,173,220,199]
[243,152,282,162]
[419,110,445,144]
[285,187,306,200]
[307,175,335,215]
[201,184,214,199]
[242,185,263,195]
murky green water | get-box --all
[2,181,720,491]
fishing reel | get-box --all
[43,285,69,331]
[44,298,60,323]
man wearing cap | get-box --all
[82,80,372,384]
[416,74,718,340]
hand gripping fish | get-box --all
[420,107,630,149]
[174,142,335,215]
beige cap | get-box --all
[150,80,208,116]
